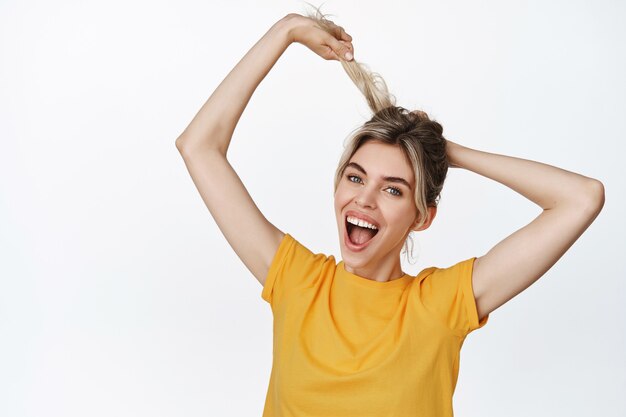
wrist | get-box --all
[274,13,300,45]
[446,140,464,169]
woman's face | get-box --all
[334,140,422,271]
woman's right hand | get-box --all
[283,13,354,62]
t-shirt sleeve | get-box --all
[420,257,489,336]
[261,233,329,308]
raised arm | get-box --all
[446,141,605,321]
[175,14,354,286]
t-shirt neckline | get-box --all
[337,261,413,289]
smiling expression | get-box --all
[334,140,423,275]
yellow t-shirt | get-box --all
[261,233,489,417]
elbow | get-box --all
[582,179,605,215]
[175,135,227,159]
[175,136,187,153]
[175,136,197,159]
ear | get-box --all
[412,206,437,232]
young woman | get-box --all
[175,8,605,417]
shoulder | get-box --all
[415,257,488,334]
[415,257,474,281]
[273,234,334,269]
[261,233,336,304]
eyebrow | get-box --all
[345,162,412,190]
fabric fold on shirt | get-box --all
[261,233,489,417]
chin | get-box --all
[338,238,375,269]
[342,255,368,270]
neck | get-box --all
[343,258,405,282]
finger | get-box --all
[339,27,352,42]
[327,49,341,61]
[340,40,354,57]
[327,36,353,61]
[332,25,352,42]
[341,40,353,51]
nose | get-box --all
[355,185,377,209]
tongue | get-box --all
[349,225,377,245]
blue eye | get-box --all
[345,174,403,197]
[387,187,402,196]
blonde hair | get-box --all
[304,4,450,264]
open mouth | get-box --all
[345,216,379,247]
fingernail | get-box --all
[345,51,353,60]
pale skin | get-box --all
[175,14,605,323]
[334,140,429,283]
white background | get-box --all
[1,0,624,416]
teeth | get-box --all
[347,216,378,230]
